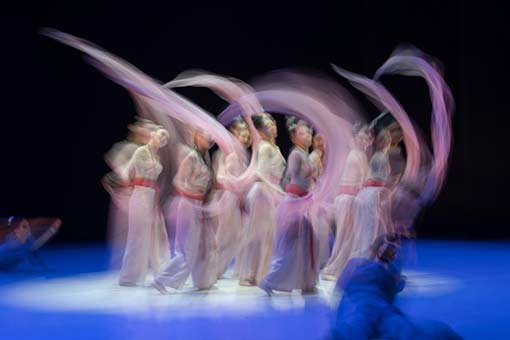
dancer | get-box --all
[103,118,155,269]
[309,133,324,180]
[118,128,171,286]
[259,117,318,295]
[330,234,461,339]
[350,128,394,259]
[214,117,252,279]
[321,124,371,280]
[387,122,406,190]
[153,129,217,293]
[237,113,286,286]
[0,217,61,270]
[308,133,331,270]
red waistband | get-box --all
[338,185,360,196]
[174,187,206,202]
[285,184,308,197]
[215,182,226,190]
[363,179,386,187]
[133,178,159,190]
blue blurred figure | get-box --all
[330,234,461,340]
[0,217,61,271]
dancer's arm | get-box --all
[253,143,285,194]
[30,219,62,251]
[173,150,199,192]
[286,150,305,187]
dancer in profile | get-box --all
[308,133,331,270]
[386,121,406,190]
[259,117,318,295]
[153,129,217,293]
[103,118,155,269]
[118,127,171,286]
[321,124,371,280]
[0,217,61,271]
[237,113,286,286]
[213,117,252,279]
[350,128,394,258]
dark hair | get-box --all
[252,114,266,130]
[4,216,26,228]
[228,116,248,133]
[370,233,400,256]
[286,115,298,134]
[0,216,27,243]
[286,116,311,136]
[252,113,276,131]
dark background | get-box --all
[1,2,508,242]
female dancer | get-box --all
[103,118,155,269]
[350,128,394,258]
[153,129,217,293]
[237,113,286,286]
[118,128,171,286]
[308,133,331,270]
[259,117,318,295]
[321,125,371,280]
[214,117,252,279]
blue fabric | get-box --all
[332,258,461,339]
[0,234,34,270]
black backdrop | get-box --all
[1,2,508,242]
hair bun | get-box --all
[285,115,298,129]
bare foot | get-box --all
[258,283,273,297]
[152,280,169,295]
[239,279,255,286]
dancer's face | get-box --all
[293,125,313,149]
[356,130,372,150]
[152,129,168,148]
[263,117,277,139]
[13,220,31,243]
[195,131,214,150]
[313,134,324,152]
[234,127,252,148]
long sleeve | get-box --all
[173,148,212,194]
[255,142,275,181]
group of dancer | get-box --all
[43,30,453,300]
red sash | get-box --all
[133,178,159,191]
[363,179,386,187]
[284,184,315,270]
[284,184,308,197]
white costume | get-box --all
[321,148,368,279]
[261,146,319,291]
[155,145,217,290]
[213,150,249,278]
[237,140,285,284]
[119,145,170,286]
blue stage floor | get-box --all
[0,240,509,339]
